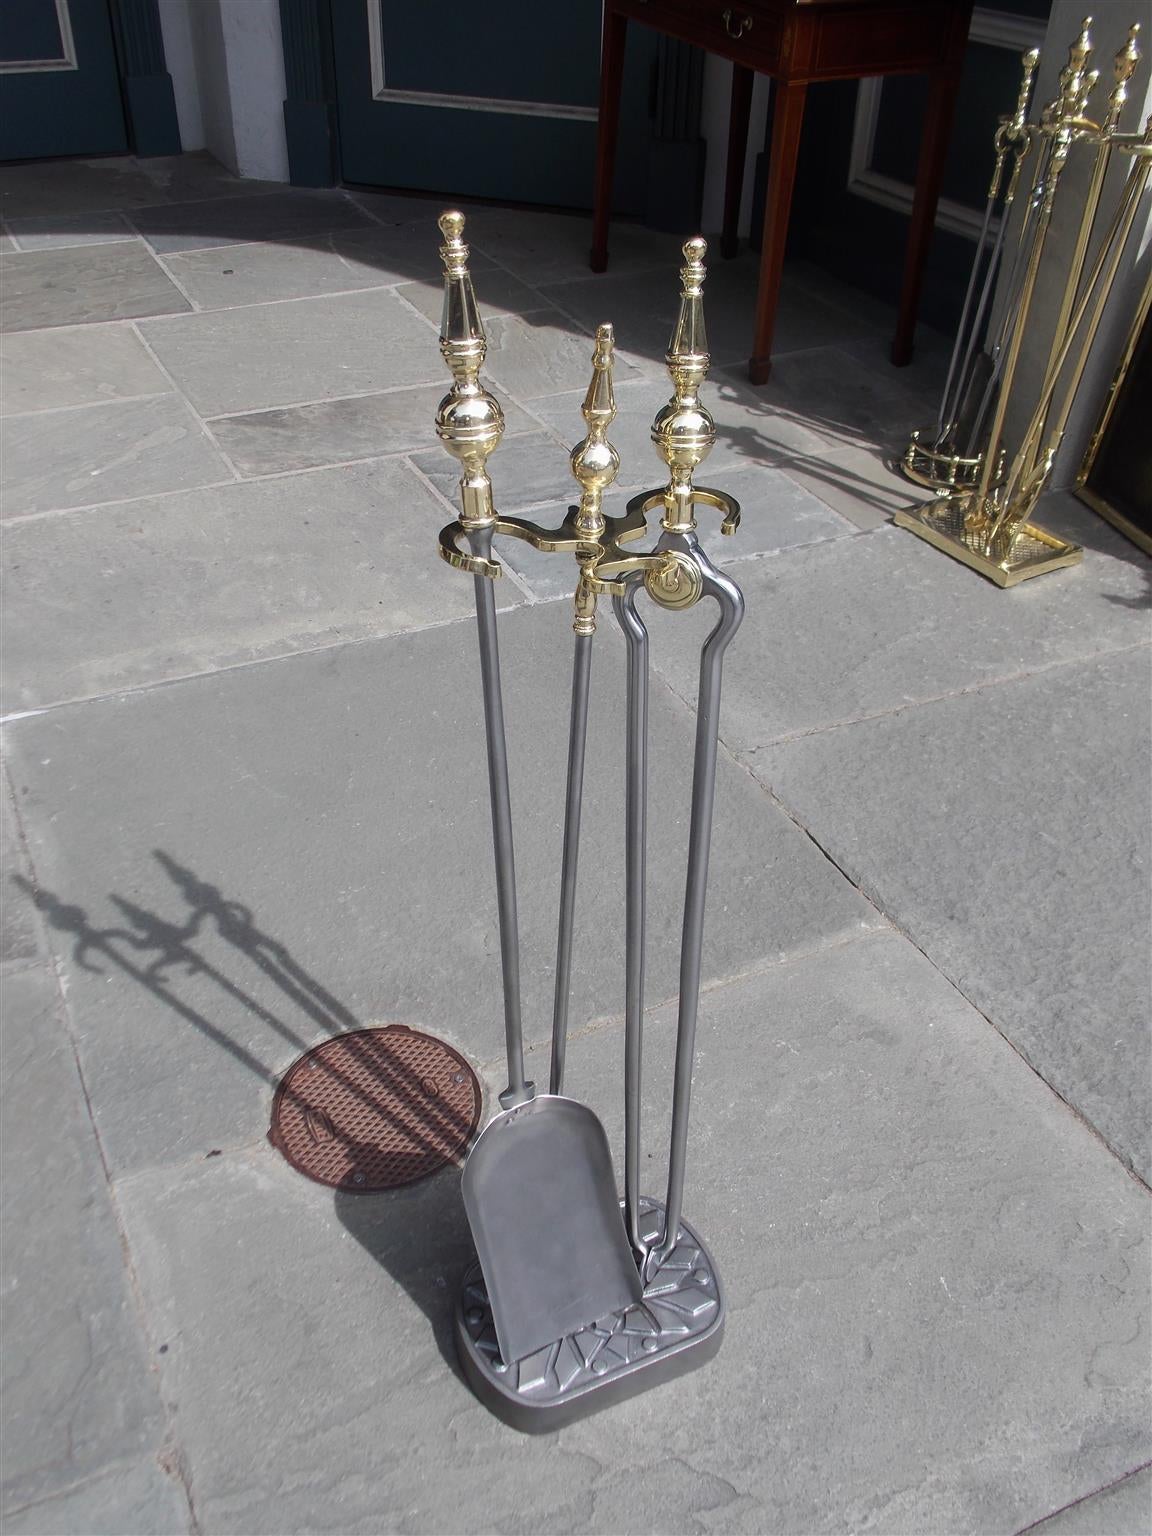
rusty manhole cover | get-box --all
[269,1026,482,1191]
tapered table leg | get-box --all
[721,64,754,260]
[891,64,963,366]
[748,78,807,386]
[591,8,628,273]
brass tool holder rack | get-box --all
[433,213,743,1430]
[899,17,1151,587]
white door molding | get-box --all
[846,5,1047,241]
[0,0,77,73]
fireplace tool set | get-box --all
[432,211,742,1430]
[899,18,1150,586]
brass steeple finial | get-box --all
[570,323,620,539]
[652,236,714,534]
[1047,17,1098,128]
[569,323,621,636]
[435,210,505,535]
[1104,23,1141,133]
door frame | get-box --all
[107,0,182,157]
[0,0,181,161]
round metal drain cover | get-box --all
[269,1026,482,1191]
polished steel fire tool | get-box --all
[434,212,641,1374]
[434,217,742,1430]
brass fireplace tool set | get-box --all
[900,17,1151,586]
[432,211,741,1429]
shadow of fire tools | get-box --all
[14,853,480,1371]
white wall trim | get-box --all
[964,7,1049,51]
[366,0,596,120]
[846,5,1048,241]
[158,0,206,151]
[0,0,77,73]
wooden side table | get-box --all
[591,0,974,384]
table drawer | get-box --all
[618,0,785,73]
[615,0,963,79]
[806,2,959,76]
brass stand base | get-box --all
[894,498,1083,587]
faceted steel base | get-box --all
[894,498,1082,587]
[455,1198,724,1432]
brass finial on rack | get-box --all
[895,16,1149,586]
[1048,16,1098,128]
[652,236,714,534]
[1105,23,1142,132]
[1011,47,1041,136]
[435,210,505,546]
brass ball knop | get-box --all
[439,209,466,242]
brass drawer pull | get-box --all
[722,9,754,39]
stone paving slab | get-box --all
[113,933,1150,1535]
[1,395,231,518]
[154,235,396,311]
[128,191,373,254]
[752,645,1152,1181]
[0,153,269,219]
[1,1458,190,1536]
[0,459,481,712]
[727,346,930,457]
[839,325,953,410]
[481,311,644,401]
[4,602,879,1179]
[540,264,882,376]
[644,505,1152,754]
[4,211,137,251]
[1026,1466,1151,1536]
[330,223,493,290]
[0,324,171,415]
[0,244,190,333]
[1,786,39,966]
[137,289,442,415]
[206,384,538,479]
[776,442,924,532]
[0,965,169,1515]
[464,207,672,286]
[155,224,490,312]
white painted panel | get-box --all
[158,0,206,151]
[700,55,770,239]
[178,1,288,183]
[220,0,288,181]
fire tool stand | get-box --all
[433,214,743,1431]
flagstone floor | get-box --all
[1,153,1148,1536]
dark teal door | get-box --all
[331,0,654,211]
[0,0,127,160]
